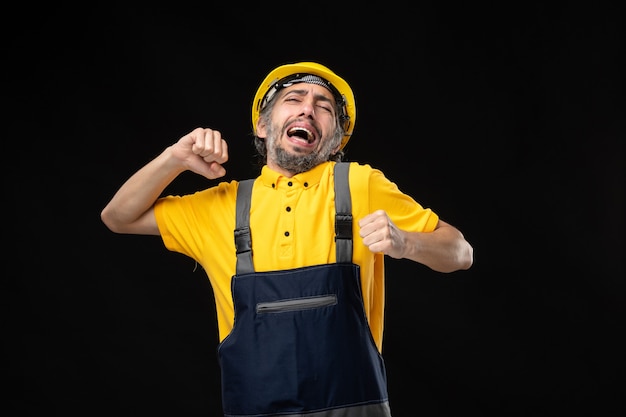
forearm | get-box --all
[101,146,184,234]
[402,221,474,273]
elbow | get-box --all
[456,242,474,271]
[437,241,474,273]
[100,207,124,234]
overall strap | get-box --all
[234,179,254,275]
[234,162,353,274]
[334,162,353,263]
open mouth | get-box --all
[287,127,314,144]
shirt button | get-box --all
[304,182,308,187]
[284,231,290,237]
[286,206,291,212]
[288,181,293,186]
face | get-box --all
[256,83,342,176]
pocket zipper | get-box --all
[256,295,337,313]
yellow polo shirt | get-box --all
[154,161,438,352]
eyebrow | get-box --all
[283,88,335,105]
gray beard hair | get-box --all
[266,123,338,175]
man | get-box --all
[101,61,473,416]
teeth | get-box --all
[287,127,314,142]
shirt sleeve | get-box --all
[351,163,439,233]
[153,181,239,261]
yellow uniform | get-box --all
[154,161,438,352]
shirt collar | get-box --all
[259,162,333,189]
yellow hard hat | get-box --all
[251,62,356,150]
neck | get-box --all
[266,160,297,178]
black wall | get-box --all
[8,3,624,416]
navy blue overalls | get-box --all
[217,162,392,417]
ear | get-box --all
[256,118,267,138]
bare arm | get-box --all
[358,210,474,273]
[100,127,229,235]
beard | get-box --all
[265,121,339,175]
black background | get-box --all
[8,3,624,416]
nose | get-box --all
[300,98,315,118]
